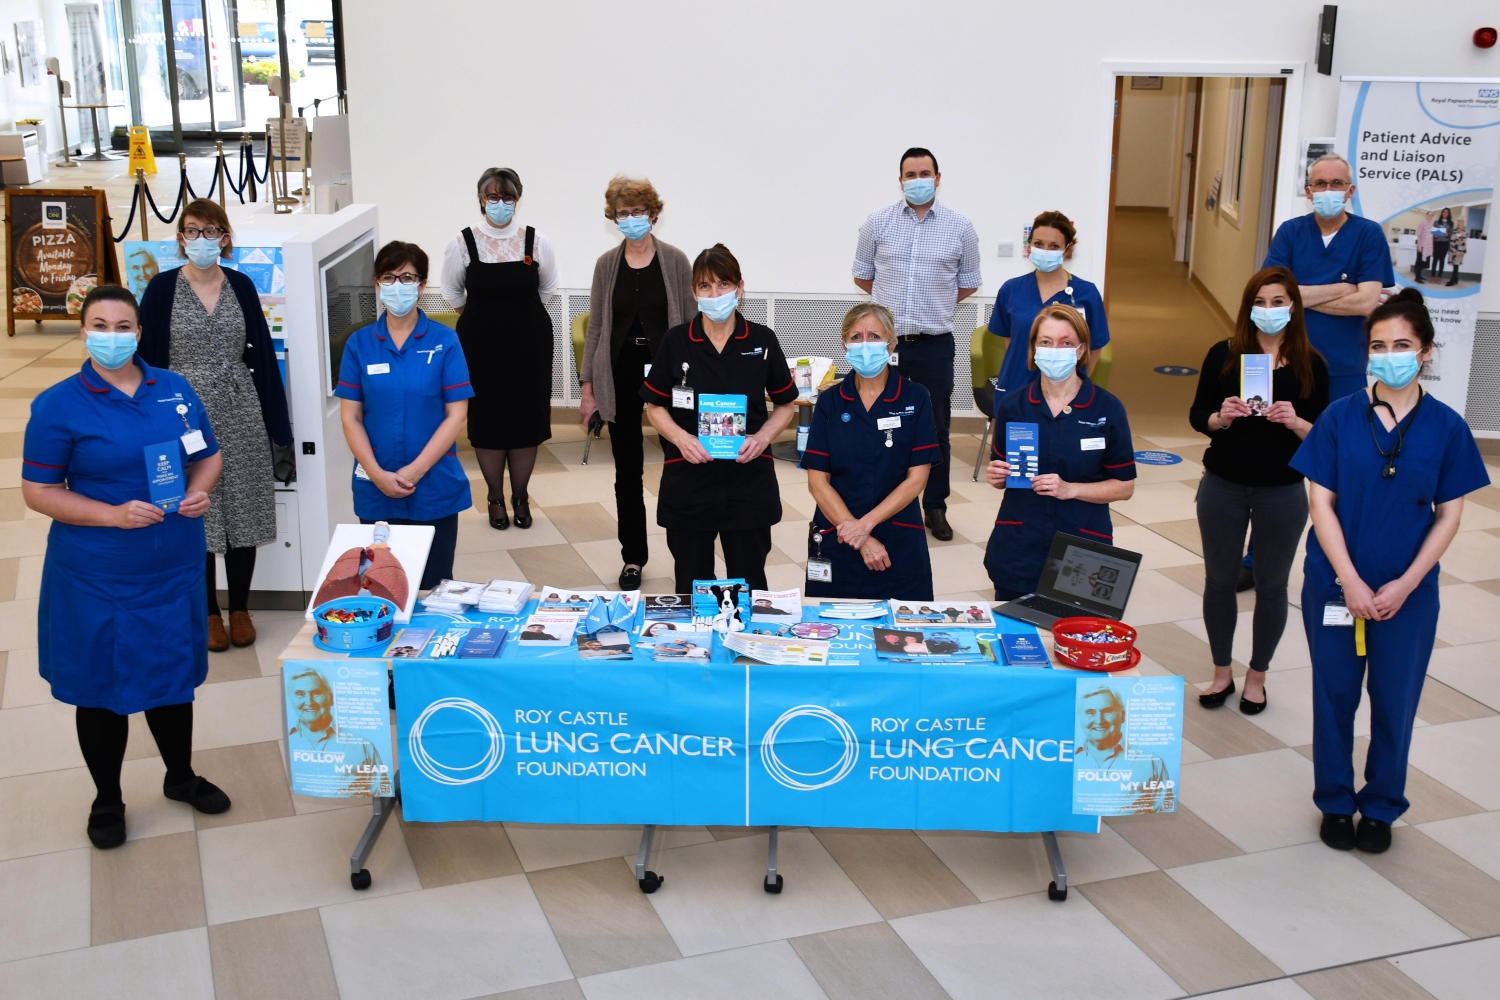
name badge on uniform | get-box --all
[644,364,652,377]
[1080,437,1106,451]
[1323,601,1354,626]
[807,558,833,582]
[180,430,207,454]
[672,387,694,409]
[354,462,372,481]
[367,363,390,375]
[876,416,902,431]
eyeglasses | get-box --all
[1308,179,1350,191]
[615,207,648,219]
[377,274,421,286]
[483,195,516,205]
[182,226,225,239]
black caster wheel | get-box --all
[351,869,372,890]
[764,874,784,894]
[638,871,663,894]
[1047,880,1067,901]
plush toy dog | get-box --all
[710,584,746,634]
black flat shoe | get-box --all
[1355,816,1392,854]
[488,499,510,530]
[619,566,642,590]
[1239,689,1267,715]
[1198,678,1236,708]
[1320,813,1356,850]
[924,508,953,542]
[513,495,533,529]
[164,775,231,815]
[1236,564,1255,593]
[87,804,126,850]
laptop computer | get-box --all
[995,532,1144,628]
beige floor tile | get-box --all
[190,675,283,752]
[811,827,978,919]
[1419,811,1500,883]
[0,557,16,602]
[479,982,585,1000]
[922,543,995,594]
[545,502,620,544]
[765,561,810,591]
[400,815,524,888]
[503,823,715,872]
[0,767,98,859]
[1173,609,1312,672]
[511,543,613,589]
[788,920,949,1000]
[248,611,313,677]
[452,547,528,587]
[117,755,199,841]
[1416,678,1497,726]
[319,874,573,1000]
[1352,826,1500,937]
[189,740,294,830]
[1181,749,1320,853]
[1204,981,1319,999]
[1079,870,1282,994]
[0,700,85,778]
[1181,691,1288,759]
[1387,937,1500,1000]
[1435,584,1500,646]
[456,510,571,553]
[1169,842,1463,975]
[1237,667,1366,748]
[1290,739,1485,827]
[1426,640,1500,712]
[1437,529,1500,582]
[13,554,42,600]
[917,823,1154,902]
[1122,568,1208,626]
[643,828,880,956]
[0,847,91,963]
[0,599,38,650]
[1,646,52,708]
[1114,523,1204,569]
[526,469,623,509]
[1111,481,1200,525]
[198,804,421,924]
[891,891,1183,1000]
[1134,621,1239,684]
[204,642,263,685]
[1105,803,1244,869]
[706,825,771,841]
[1143,518,1205,557]
[1295,960,1437,1000]
[527,857,682,977]
[1407,716,1500,809]
[91,830,206,945]
[577,939,827,1000]
[207,908,339,1000]
[0,926,215,999]
[942,501,1001,544]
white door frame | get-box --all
[1096,60,1306,294]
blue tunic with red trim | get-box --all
[24,359,220,714]
[984,373,1136,596]
[801,371,939,600]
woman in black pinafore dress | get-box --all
[442,167,556,529]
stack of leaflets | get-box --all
[577,629,632,660]
[997,632,1050,666]
[692,578,751,631]
[478,579,531,614]
[386,627,434,658]
[536,587,641,615]
[425,627,508,659]
[723,630,831,665]
[422,579,487,613]
[651,630,714,661]
[872,625,991,663]
[751,588,801,622]
[640,595,694,648]
[889,601,996,628]
[816,601,886,620]
[515,614,580,647]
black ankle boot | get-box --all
[512,495,532,529]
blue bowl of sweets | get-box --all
[312,596,398,651]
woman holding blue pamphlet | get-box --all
[1291,288,1488,854]
[23,285,232,850]
[802,303,939,600]
[643,244,799,592]
[983,304,1135,600]
[1189,267,1328,715]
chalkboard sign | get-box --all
[5,188,119,335]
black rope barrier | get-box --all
[111,190,139,243]
[142,169,186,225]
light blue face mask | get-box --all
[380,282,420,317]
[86,331,139,370]
[1311,190,1348,220]
[845,341,890,377]
[1250,305,1292,335]
[1030,248,1065,273]
[902,177,936,205]
[485,200,515,226]
[184,237,222,269]
[1367,351,1421,390]
[698,290,738,323]
[1034,345,1080,382]
[617,215,652,241]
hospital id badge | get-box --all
[180,429,207,454]
[807,558,833,582]
[1323,601,1354,626]
[672,387,694,409]
[354,462,372,481]
[876,416,901,431]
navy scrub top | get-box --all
[25,358,220,715]
[1263,213,1394,380]
[801,371,939,599]
[984,374,1136,595]
[334,310,475,522]
[988,273,1110,396]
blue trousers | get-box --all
[1303,576,1438,822]
[893,333,953,511]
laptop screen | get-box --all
[1037,533,1142,616]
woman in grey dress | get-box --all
[139,200,292,652]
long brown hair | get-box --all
[1222,266,1317,398]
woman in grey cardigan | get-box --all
[580,177,696,590]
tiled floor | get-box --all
[3,187,1500,997]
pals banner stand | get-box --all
[1335,78,1500,417]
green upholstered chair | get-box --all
[427,311,460,330]
[1092,340,1113,390]
[968,325,1007,481]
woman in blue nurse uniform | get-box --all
[23,285,231,850]
[984,304,1136,599]
[803,303,939,600]
[337,241,474,590]
[1291,288,1488,855]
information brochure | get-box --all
[386,628,433,658]
[477,580,530,614]
[692,578,750,629]
[722,630,830,665]
[999,632,1051,666]
[642,595,694,621]
[816,601,886,620]
[889,601,996,628]
[577,629,632,660]
[872,626,989,661]
[284,659,393,798]
[536,587,640,614]
[751,588,801,621]
[517,614,581,646]
[458,628,507,658]
[1072,675,1183,816]
[697,394,748,459]
[144,442,184,512]
[421,579,487,613]
[1240,354,1272,416]
[651,630,713,661]
[1005,422,1039,488]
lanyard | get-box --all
[1366,383,1423,478]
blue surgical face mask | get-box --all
[184,237,222,269]
[902,177,936,205]
[617,215,652,241]
[1030,248,1065,273]
[484,200,515,227]
[845,341,891,378]
[1311,189,1348,220]
[1250,305,1292,335]
[380,282,420,317]
[698,290,738,323]
[1367,351,1421,390]
[1034,346,1081,382]
[85,331,139,370]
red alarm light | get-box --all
[1476,27,1498,48]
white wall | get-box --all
[342,0,1500,306]
[1,0,83,158]
[1117,79,1183,208]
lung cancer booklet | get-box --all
[1240,354,1272,417]
[698,394,747,459]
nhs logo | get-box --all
[1480,89,1500,99]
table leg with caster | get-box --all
[764,825,783,893]
[350,790,399,890]
[635,824,663,893]
[1042,831,1067,901]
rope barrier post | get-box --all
[177,153,189,217]
[215,141,227,210]
[136,168,149,241]
[245,135,257,203]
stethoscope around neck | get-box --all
[1367,382,1424,478]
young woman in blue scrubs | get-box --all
[23,285,231,849]
[803,303,939,600]
[984,305,1136,599]
[989,212,1108,398]
[1292,288,1489,854]
[336,242,474,590]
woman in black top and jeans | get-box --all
[1191,266,1329,714]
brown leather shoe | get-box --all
[229,611,256,647]
[208,614,229,652]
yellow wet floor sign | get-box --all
[128,126,156,176]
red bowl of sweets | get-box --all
[1051,616,1139,672]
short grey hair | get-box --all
[1308,153,1353,184]
[476,167,522,209]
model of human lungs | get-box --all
[311,522,411,610]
